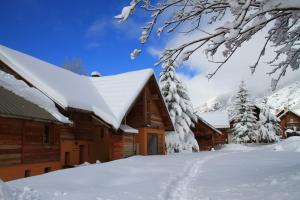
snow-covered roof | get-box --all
[91,69,153,125]
[292,102,300,117]
[120,124,139,134]
[0,44,159,129]
[196,111,230,129]
[278,109,300,119]
[0,70,70,123]
[196,116,222,134]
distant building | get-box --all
[197,111,230,143]
[194,111,230,150]
[277,104,300,138]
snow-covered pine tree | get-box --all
[159,60,198,153]
[258,98,281,143]
[232,81,258,143]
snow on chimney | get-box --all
[91,71,102,77]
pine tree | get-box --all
[159,61,198,153]
[258,98,281,143]
[232,81,258,143]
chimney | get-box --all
[91,71,102,77]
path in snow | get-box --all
[158,153,228,200]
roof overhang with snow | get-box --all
[0,44,174,131]
[278,109,300,119]
[119,124,139,134]
[196,116,222,135]
[196,111,230,129]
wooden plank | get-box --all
[0,144,21,149]
[0,153,21,159]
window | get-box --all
[43,126,50,144]
[24,170,31,177]
[44,167,51,173]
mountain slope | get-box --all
[196,81,300,114]
[265,81,300,111]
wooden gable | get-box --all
[124,75,173,131]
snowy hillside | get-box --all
[196,93,233,113]
[197,81,300,114]
[264,81,300,111]
[4,138,300,200]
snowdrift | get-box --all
[219,143,258,152]
[0,180,13,200]
[0,179,40,200]
[272,137,300,152]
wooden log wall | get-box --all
[123,134,136,158]
[0,118,22,166]
[193,122,216,151]
[214,129,229,145]
[126,77,171,130]
[0,116,60,166]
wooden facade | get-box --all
[278,111,300,138]
[110,76,172,158]
[192,120,222,151]
[0,116,61,181]
[0,55,174,181]
[214,128,229,145]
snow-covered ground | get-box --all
[3,137,300,200]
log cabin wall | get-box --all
[116,77,171,157]
[0,61,111,164]
[214,128,229,145]
[126,76,172,130]
[0,116,61,181]
[279,111,300,138]
[60,111,112,166]
[123,134,136,158]
[193,122,216,151]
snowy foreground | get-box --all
[3,137,300,200]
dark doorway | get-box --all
[64,152,70,166]
[24,170,30,177]
[148,134,158,155]
[44,167,51,173]
[79,145,85,164]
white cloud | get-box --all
[86,19,107,38]
[149,29,300,108]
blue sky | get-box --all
[2,0,297,107]
[0,0,173,76]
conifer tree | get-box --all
[159,61,198,153]
[258,98,281,143]
[232,81,258,143]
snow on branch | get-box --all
[115,0,300,89]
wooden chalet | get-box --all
[277,109,300,138]
[197,111,230,146]
[0,44,174,180]
[0,86,64,181]
[192,116,223,151]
